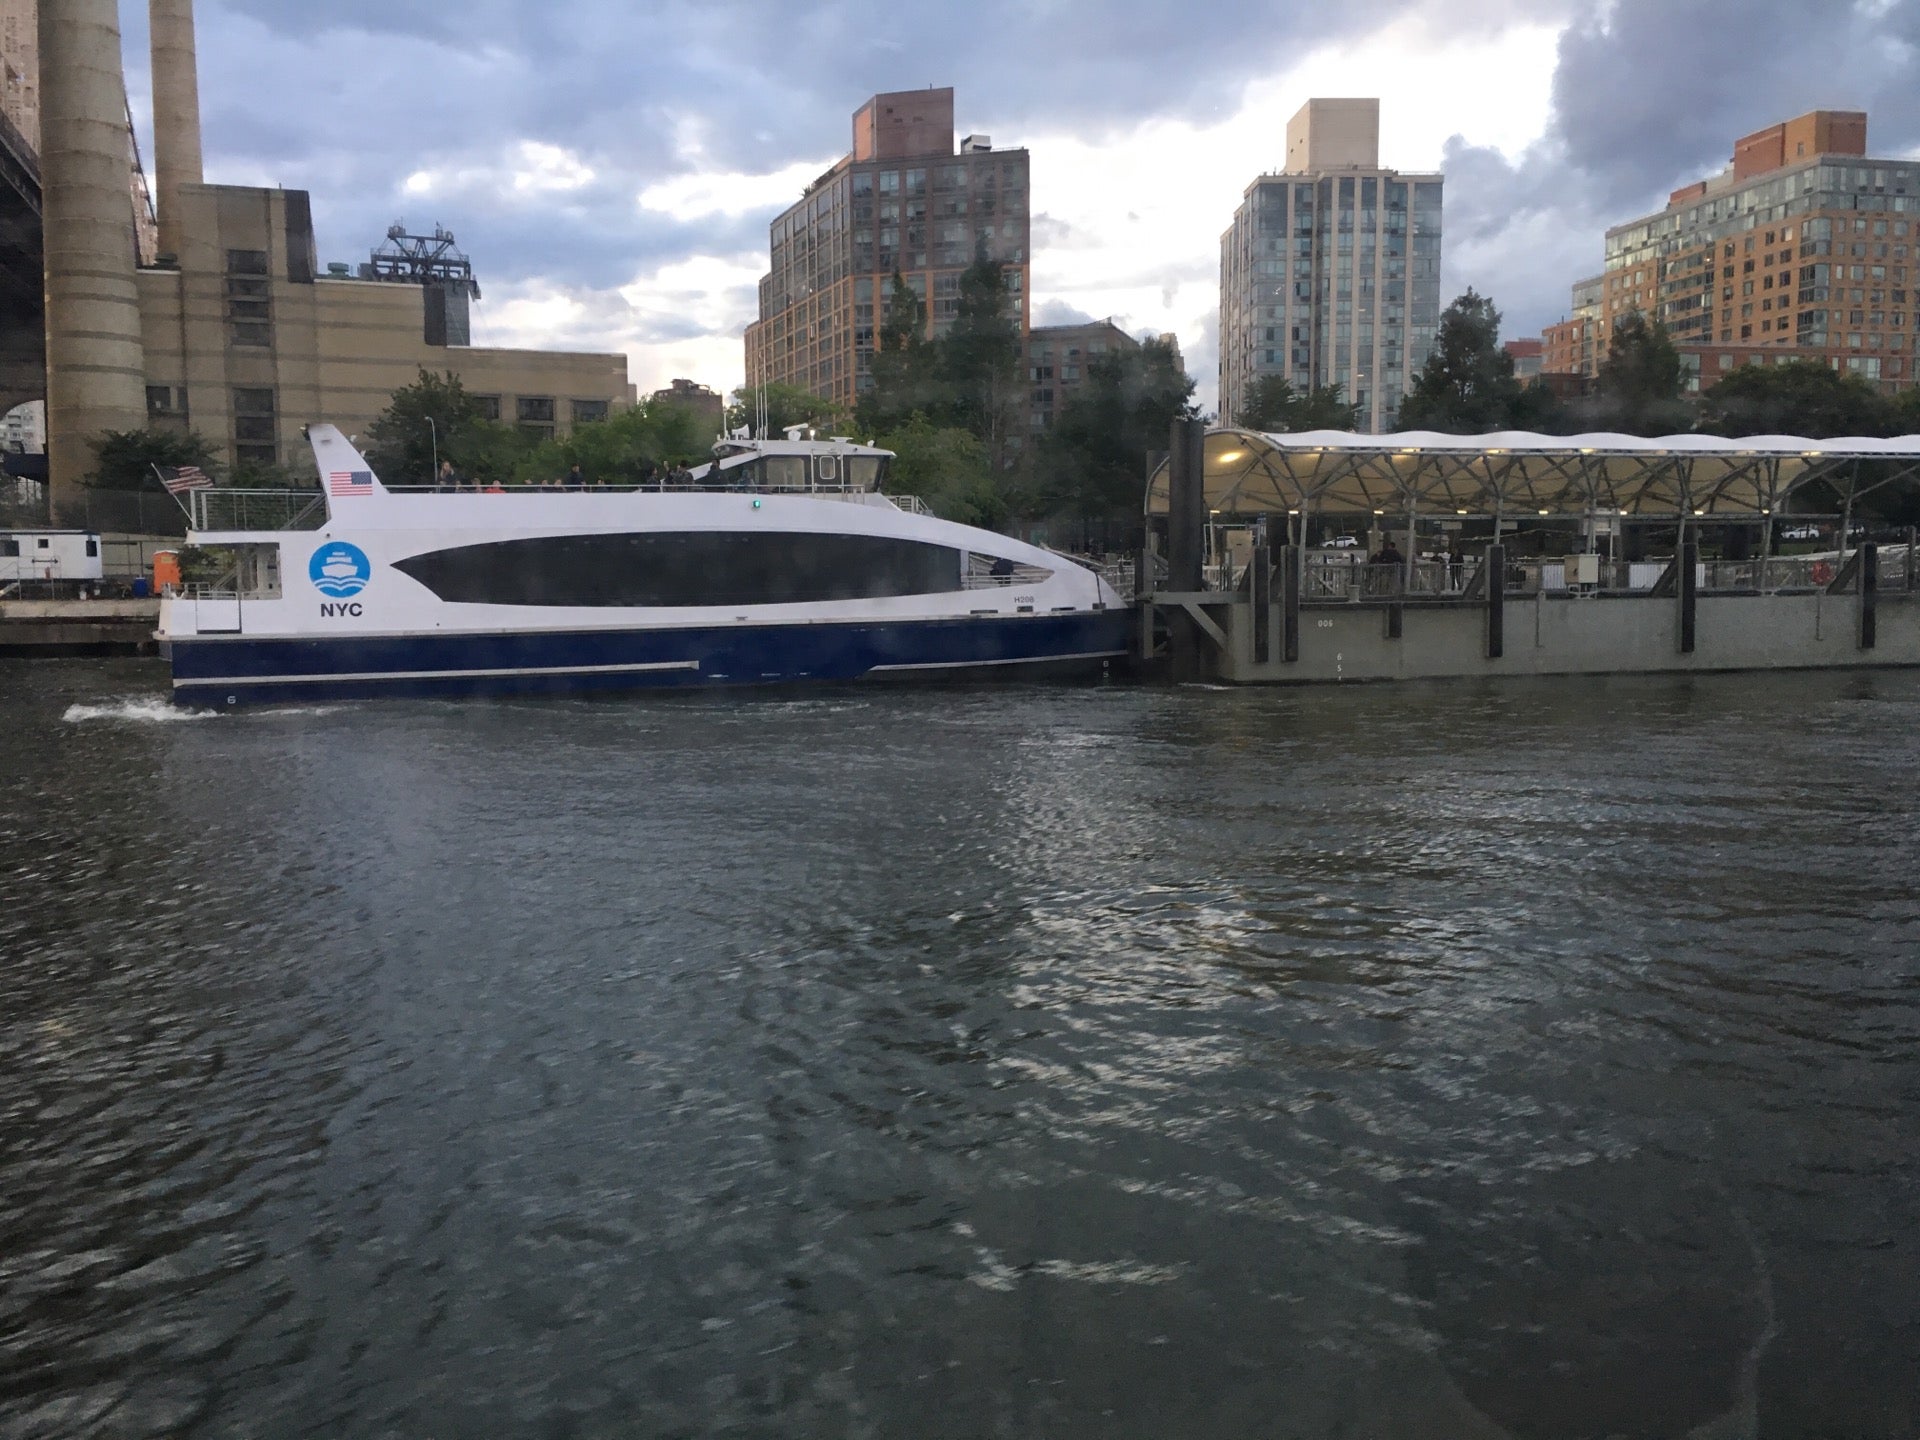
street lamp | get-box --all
[425,416,438,485]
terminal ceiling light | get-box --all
[1214,450,1244,464]
[1539,508,1550,515]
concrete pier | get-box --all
[0,597,159,654]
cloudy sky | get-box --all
[115,0,1920,412]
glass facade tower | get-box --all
[1219,100,1441,433]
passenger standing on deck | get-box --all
[1370,538,1404,596]
[567,463,586,489]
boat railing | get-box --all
[190,489,327,533]
[964,555,1054,589]
[379,480,892,498]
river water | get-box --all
[2,658,1917,1439]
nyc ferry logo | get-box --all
[309,541,371,615]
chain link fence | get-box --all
[5,480,190,537]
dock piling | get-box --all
[1485,544,1505,659]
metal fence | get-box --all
[191,488,326,532]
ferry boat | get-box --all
[158,425,1130,705]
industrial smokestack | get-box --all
[148,0,203,260]
[38,0,149,510]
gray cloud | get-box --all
[1450,0,1920,336]
[116,0,1920,389]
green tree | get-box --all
[860,272,944,433]
[1397,289,1525,433]
[1040,337,1197,521]
[1594,310,1691,434]
[725,382,849,438]
[87,427,222,491]
[873,413,1009,528]
[1699,359,1892,438]
[940,252,1026,468]
[362,369,490,484]
[1236,375,1359,432]
[444,420,542,486]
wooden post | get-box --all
[1679,538,1698,654]
[1252,542,1272,663]
[1860,541,1879,651]
[1485,543,1505,659]
[1282,543,1301,664]
[1166,418,1208,682]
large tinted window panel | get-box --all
[393,532,966,607]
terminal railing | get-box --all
[1199,547,1920,606]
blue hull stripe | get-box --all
[169,612,1133,704]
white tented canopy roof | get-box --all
[1144,429,1920,517]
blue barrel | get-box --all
[131,576,150,598]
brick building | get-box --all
[744,88,1031,414]
[1544,110,1918,393]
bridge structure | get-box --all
[0,102,43,419]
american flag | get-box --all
[159,464,212,495]
[329,469,374,497]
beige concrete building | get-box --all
[32,0,634,504]
[648,377,725,433]
[1285,99,1378,174]
[138,183,633,477]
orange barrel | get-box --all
[153,550,182,592]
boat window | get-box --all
[393,532,968,607]
[762,455,807,489]
[845,456,882,490]
[816,453,840,484]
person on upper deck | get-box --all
[565,463,586,489]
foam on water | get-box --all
[62,696,214,724]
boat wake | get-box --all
[62,697,336,723]
[63,697,214,724]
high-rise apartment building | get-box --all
[744,87,1031,414]
[1219,99,1441,432]
[1544,110,1919,392]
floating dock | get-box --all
[1142,422,1920,684]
